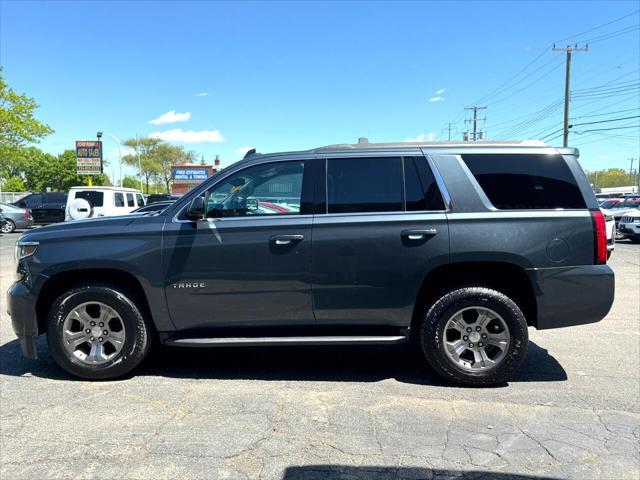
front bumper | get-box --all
[7,280,40,359]
[619,222,640,238]
[526,264,614,330]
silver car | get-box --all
[0,202,34,233]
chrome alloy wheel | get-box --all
[443,306,511,372]
[61,302,126,365]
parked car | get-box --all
[608,200,640,237]
[618,210,640,242]
[13,191,67,224]
[130,201,174,214]
[65,187,145,221]
[601,209,615,258]
[599,198,622,209]
[0,202,33,233]
[9,141,614,386]
[146,194,180,204]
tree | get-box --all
[121,175,141,189]
[122,138,162,193]
[155,144,197,193]
[122,138,197,193]
[586,168,634,188]
[1,176,26,192]
[0,67,53,147]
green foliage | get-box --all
[1,176,26,192]
[586,168,636,188]
[122,137,196,193]
[0,67,53,147]
[122,175,141,189]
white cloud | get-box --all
[148,128,225,143]
[148,110,191,125]
[194,92,209,97]
[428,96,445,103]
[596,155,608,160]
[235,146,255,157]
[436,88,446,95]
[405,132,437,142]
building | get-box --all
[171,156,221,195]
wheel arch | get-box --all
[35,268,153,335]
[411,261,538,334]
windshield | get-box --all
[613,201,640,209]
[0,202,21,212]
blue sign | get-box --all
[172,167,209,182]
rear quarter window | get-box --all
[74,191,104,207]
[462,154,586,210]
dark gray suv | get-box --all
[8,141,614,385]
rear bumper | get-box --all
[7,280,40,359]
[526,264,614,330]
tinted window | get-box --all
[204,161,304,218]
[136,194,145,206]
[404,157,445,211]
[75,191,104,207]
[126,193,135,207]
[22,194,42,207]
[114,193,125,207]
[462,154,586,210]
[328,157,402,213]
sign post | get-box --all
[75,141,103,184]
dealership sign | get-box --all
[75,140,103,175]
[172,167,210,182]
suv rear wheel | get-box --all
[420,287,528,386]
[47,284,153,380]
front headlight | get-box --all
[634,217,640,223]
[15,241,39,262]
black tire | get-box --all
[1,219,16,233]
[420,287,528,386]
[47,284,153,380]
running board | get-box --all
[164,335,408,347]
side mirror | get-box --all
[186,196,205,219]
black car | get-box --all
[13,191,67,224]
[8,141,614,385]
[131,201,174,214]
[146,194,181,204]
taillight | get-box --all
[24,209,30,219]
[591,210,607,265]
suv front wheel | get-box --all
[420,287,528,386]
[47,284,153,380]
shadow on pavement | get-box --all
[0,335,567,385]
[281,465,560,479]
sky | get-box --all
[1,0,638,184]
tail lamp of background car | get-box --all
[24,209,31,220]
[591,210,607,265]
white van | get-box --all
[65,186,145,221]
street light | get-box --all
[98,132,123,186]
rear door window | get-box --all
[462,154,586,210]
[126,193,135,207]
[327,157,402,213]
[404,157,445,211]
[114,193,125,207]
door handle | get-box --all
[401,228,437,240]
[270,234,304,245]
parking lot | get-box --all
[0,232,638,480]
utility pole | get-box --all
[629,157,635,181]
[442,123,457,141]
[464,107,486,141]
[553,44,588,147]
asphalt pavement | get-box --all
[0,231,638,480]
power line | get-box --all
[553,9,639,43]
